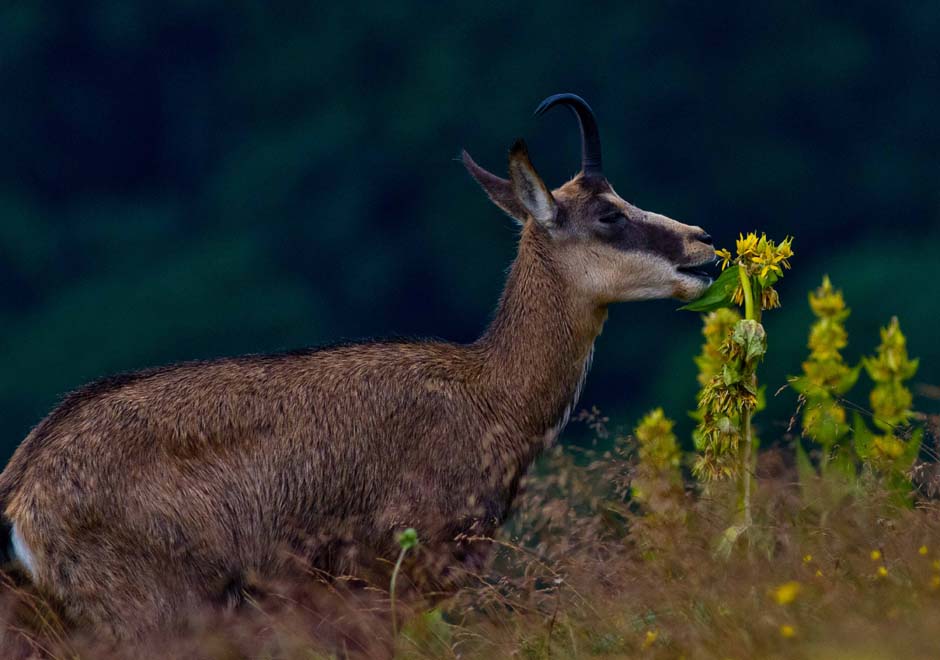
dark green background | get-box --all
[2,1,938,463]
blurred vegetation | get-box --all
[7,416,940,659]
[1,1,939,462]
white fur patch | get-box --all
[544,343,595,447]
[11,523,36,577]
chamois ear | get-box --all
[461,149,528,224]
[507,139,557,228]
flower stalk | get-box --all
[738,263,757,324]
[737,262,760,529]
[390,527,419,637]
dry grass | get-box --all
[4,419,940,659]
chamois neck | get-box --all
[475,224,607,439]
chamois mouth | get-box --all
[677,258,718,282]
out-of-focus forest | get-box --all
[1,1,938,463]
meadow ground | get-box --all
[3,408,940,659]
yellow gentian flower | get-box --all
[715,247,733,270]
[771,581,801,605]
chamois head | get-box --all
[463,93,716,303]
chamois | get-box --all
[0,94,716,636]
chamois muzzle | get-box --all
[534,93,603,178]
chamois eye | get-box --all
[598,213,624,225]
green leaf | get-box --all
[678,267,739,312]
[795,438,817,486]
[742,378,759,396]
[692,427,707,451]
[787,375,816,397]
[402,607,452,651]
[757,270,779,288]
[898,427,924,470]
[852,412,874,460]
[722,362,743,385]
[828,445,858,484]
[886,472,915,507]
[732,319,766,363]
[834,364,862,395]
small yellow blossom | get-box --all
[815,569,823,577]
[643,630,658,649]
[736,232,759,259]
[877,566,888,578]
[760,286,780,310]
[715,247,733,270]
[771,581,801,605]
[933,560,940,572]
[931,575,940,590]
[870,550,882,561]
[803,554,813,563]
[920,545,929,556]
[780,624,797,638]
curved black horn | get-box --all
[534,93,603,177]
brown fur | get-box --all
[0,129,714,638]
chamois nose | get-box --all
[695,231,713,245]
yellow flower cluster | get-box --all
[859,317,920,472]
[798,276,858,448]
[631,409,685,524]
[735,232,793,279]
[865,317,918,430]
[808,276,849,360]
[716,232,793,312]
[635,408,681,472]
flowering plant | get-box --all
[791,276,860,473]
[684,232,793,529]
[631,408,684,521]
[854,317,921,489]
